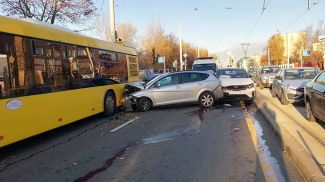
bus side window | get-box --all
[117,53,128,83]
[0,33,34,99]
[67,46,94,80]
[92,49,121,82]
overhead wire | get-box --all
[244,0,271,42]
[282,0,322,32]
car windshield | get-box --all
[193,64,216,72]
[284,69,318,80]
[261,67,279,74]
[217,69,249,78]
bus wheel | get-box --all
[104,92,116,117]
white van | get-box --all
[192,57,219,72]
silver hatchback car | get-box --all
[125,71,224,111]
[271,67,319,105]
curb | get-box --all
[254,97,325,182]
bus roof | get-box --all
[193,59,218,64]
[0,15,137,56]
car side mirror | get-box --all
[155,82,161,88]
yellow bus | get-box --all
[0,16,139,147]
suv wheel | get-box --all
[199,92,215,108]
[305,100,316,122]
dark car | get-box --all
[304,70,325,123]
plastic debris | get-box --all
[224,104,231,107]
[232,127,243,132]
[232,115,237,118]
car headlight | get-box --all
[247,83,255,88]
[288,85,298,90]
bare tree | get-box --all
[95,13,137,46]
[0,0,96,24]
[116,23,137,47]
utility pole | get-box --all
[286,33,289,66]
[300,47,303,67]
[179,25,183,71]
[241,43,250,57]
[109,0,116,42]
[197,47,200,58]
[267,45,270,65]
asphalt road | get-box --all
[0,102,302,182]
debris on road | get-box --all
[232,127,243,132]
[224,104,231,107]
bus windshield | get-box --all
[193,64,216,72]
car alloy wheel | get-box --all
[200,92,215,108]
[305,101,316,122]
[138,97,152,112]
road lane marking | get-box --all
[240,101,284,182]
[110,117,140,133]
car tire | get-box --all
[256,81,260,87]
[137,97,152,112]
[199,91,215,108]
[245,99,254,106]
[260,83,264,89]
[271,86,276,98]
[280,90,288,105]
[305,100,316,122]
[131,104,137,111]
[103,92,116,117]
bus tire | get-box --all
[103,92,116,117]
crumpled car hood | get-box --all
[283,79,311,88]
[220,78,254,87]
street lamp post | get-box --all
[178,25,183,71]
[178,8,198,71]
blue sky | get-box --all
[89,0,325,62]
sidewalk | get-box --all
[254,88,325,182]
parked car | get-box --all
[124,71,224,111]
[271,67,319,105]
[304,70,325,123]
[256,66,280,89]
[247,67,258,83]
[216,68,255,105]
[139,69,159,83]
